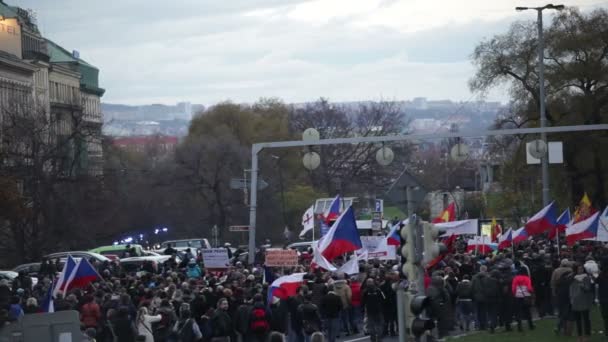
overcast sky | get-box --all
[12,0,605,106]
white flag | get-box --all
[338,250,367,275]
[312,241,337,271]
[299,205,315,238]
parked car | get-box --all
[44,251,111,265]
[120,255,177,273]
[287,241,315,254]
[89,244,144,259]
[12,263,41,277]
[0,271,38,289]
[157,238,211,253]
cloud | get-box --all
[10,0,600,105]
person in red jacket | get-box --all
[349,277,362,334]
[512,268,535,332]
[80,295,101,330]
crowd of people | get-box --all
[1,238,608,342]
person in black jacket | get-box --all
[270,296,289,334]
[298,294,322,341]
[287,286,307,342]
[362,278,385,342]
[597,260,608,337]
[471,265,500,333]
[320,285,343,342]
[497,263,514,332]
[211,298,233,341]
[426,275,452,338]
[455,275,474,331]
[380,274,397,337]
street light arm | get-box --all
[515,6,529,11]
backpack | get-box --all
[249,307,270,334]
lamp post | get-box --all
[271,154,287,228]
[516,3,565,206]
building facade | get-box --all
[0,1,104,176]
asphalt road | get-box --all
[337,334,399,342]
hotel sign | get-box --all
[0,18,22,58]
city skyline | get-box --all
[12,0,604,106]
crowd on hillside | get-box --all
[2,239,608,342]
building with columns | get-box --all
[0,1,104,176]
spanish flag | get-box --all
[432,202,456,223]
[573,193,597,224]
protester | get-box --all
[298,293,322,342]
[570,263,593,341]
[512,268,535,332]
[320,284,342,342]
[136,306,161,342]
[362,278,385,342]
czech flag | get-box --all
[53,255,77,296]
[41,280,55,313]
[566,211,600,245]
[318,206,362,261]
[498,228,513,250]
[386,221,406,246]
[267,273,305,303]
[432,202,456,223]
[324,195,342,225]
[548,208,571,239]
[512,227,529,244]
[466,236,496,254]
[525,201,557,235]
[64,258,102,291]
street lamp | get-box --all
[271,154,288,228]
[515,3,565,207]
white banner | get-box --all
[356,236,397,260]
[438,219,478,237]
[201,248,230,269]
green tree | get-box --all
[470,7,608,209]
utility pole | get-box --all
[516,3,565,206]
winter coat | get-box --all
[472,272,500,303]
[80,302,101,327]
[570,274,594,312]
[551,266,573,296]
[211,309,233,337]
[186,264,202,279]
[270,300,289,333]
[320,292,342,319]
[333,280,352,309]
[380,281,397,317]
[362,286,385,318]
[136,314,161,342]
[350,281,362,307]
[512,275,534,298]
[426,277,453,334]
[311,282,327,308]
[597,272,608,304]
[455,280,473,300]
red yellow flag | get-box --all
[432,202,456,223]
[573,192,597,224]
[490,217,502,242]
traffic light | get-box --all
[422,221,447,264]
[398,222,413,279]
[410,295,435,337]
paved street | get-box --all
[337,334,399,342]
